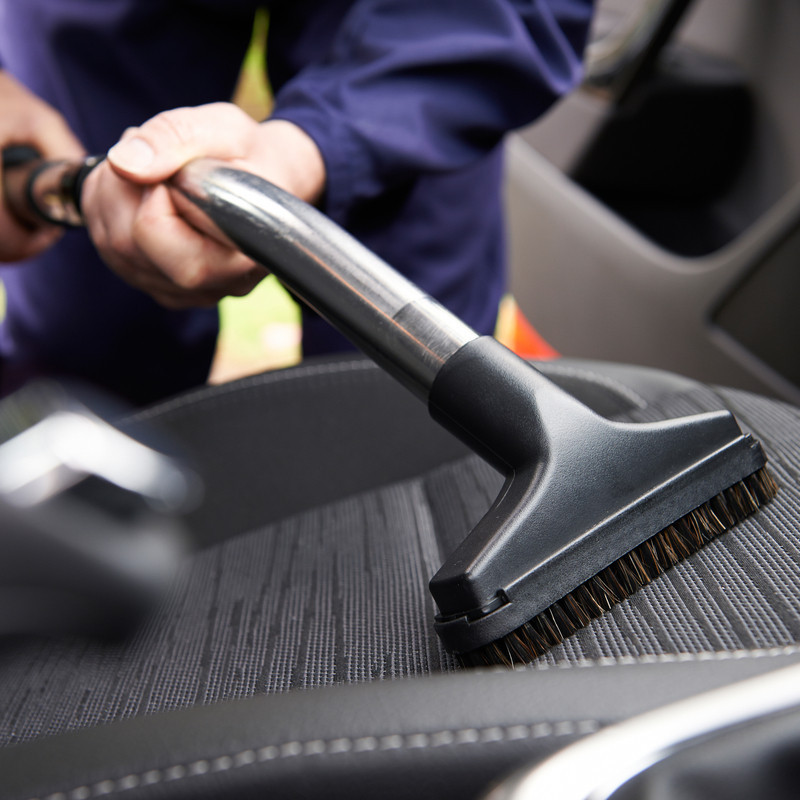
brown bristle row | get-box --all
[461,465,779,668]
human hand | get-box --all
[0,71,85,262]
[81,102,326,308]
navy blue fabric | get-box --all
[0,0,593,404]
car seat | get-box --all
[2,352,800,800]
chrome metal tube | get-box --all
[171,159,478,399]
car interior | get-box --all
[2,1,800,798]
[507,0,800,404]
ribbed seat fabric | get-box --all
[1,361,798,747]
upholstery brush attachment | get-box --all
[427,337,777,666]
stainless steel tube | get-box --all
[171,159,478,400]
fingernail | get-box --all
[108,137,155,173]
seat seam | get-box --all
[31,647,800,798]
[538,363,650,410]
[523,644,800,671]
[125,359,654,425]
[123,359,379,424]
[37,719,603,800]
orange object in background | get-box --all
[495,295,560,360]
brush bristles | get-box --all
[461,465,779,668]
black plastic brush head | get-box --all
[427,337,778,666]
[462,465,777,667]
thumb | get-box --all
[106,103,254,183]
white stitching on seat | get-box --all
[523,645,800,671]
[36,649,800,797]
[42,719,601,799]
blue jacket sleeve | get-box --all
[269,0,594,221]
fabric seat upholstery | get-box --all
[2,357,800,799]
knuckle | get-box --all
[176,260,210,291]
[131,209,153,240]
[206,101,245,124]
[148,108,195,149]
[107,229,135,260]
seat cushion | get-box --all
[1,357,799,751]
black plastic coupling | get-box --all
[2,146,104,228]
